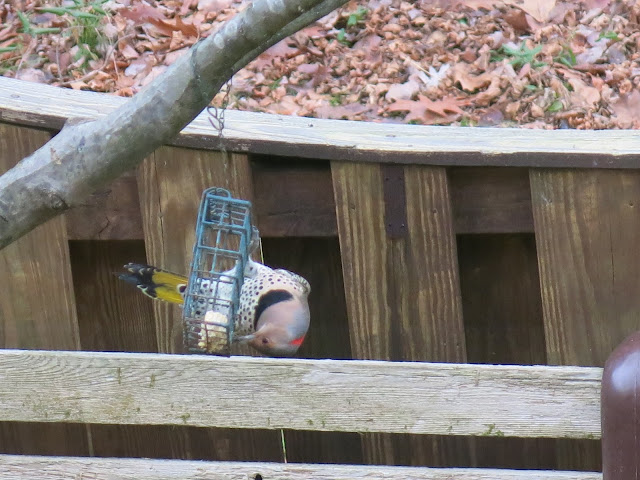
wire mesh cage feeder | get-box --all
[182,187,254,355]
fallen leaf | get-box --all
[15,68,47,83]
[197,0,232,12]
[611,91,640,128]
[504,9,530,32]
[388,95,464,124]
[385,74,421,101]
[567,78,600,108]
[315,103,373,120]
[503,0,556,22]
[451,63,493,91]
[119,5,166,23]
[121,44,139,60]
[470,77,502,106]
[148,17,198,37]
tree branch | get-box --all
[0,0,348,249]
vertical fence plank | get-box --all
[457,233,557,469]
[0,124,89,456]
[530,169,640,470]
[262,237,362,464]
[136,146,280,461]
[70,240,156,353]
[69,239,182,459]
[331,162,471,466]
[137,148,253,353]
[458,233,545,366]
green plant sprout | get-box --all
[599,30,620,41]
[547,99,563,112]
[554,45,576,67]
[16,11,61,35]
[347,6,368,27]
[492,43,545,69]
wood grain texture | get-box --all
[70,240,156,353]
[137,146,253,353]
[450,168,534,234]
[529,169,640,470]
[65,171,144,240]
[0,455,603,480]
[530,169,640,367]
[136,146,279,460]
[88,424,282,461]
[458,234,545,366]
[64,164,539,240]
[0,125,79,349]
[457,233,556,469]
[252,157,337,237]
[0,123,89,457]
[332,162,469,464]
[332,162,465,361]
[2,76,640,168]
[261,237,360,464]
[0,350,601,437]
[69,240,189,461]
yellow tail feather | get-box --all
[119,263,187,305]
[150,270,187,304]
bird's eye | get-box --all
[262,338,269,344]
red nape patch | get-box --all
[290,335,305,346]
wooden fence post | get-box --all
[602,330,640,479]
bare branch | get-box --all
[0,0,348,249]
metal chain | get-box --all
[207,78,232,149]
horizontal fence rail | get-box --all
[1,77,639,168]
[0,455,603,480]
[0,349,601,438]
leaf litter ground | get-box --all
[1,0,639,129]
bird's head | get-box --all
[236,289,310,357]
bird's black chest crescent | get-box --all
[254,290,294,327]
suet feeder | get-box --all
[182,187,254,355]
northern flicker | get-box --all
[119,259,310,357]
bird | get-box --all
[118,258,310,357]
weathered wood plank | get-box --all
[530,169,640,366]
[65,171,144,240]
[0,455,603,480]
[2,77,640,168]
[251,157,337,237]
[0,350,601,438]
[137,147,254,353]
[0,124,90,456]
[331,163,466,361]
[529,169,640,470]
[69,240,192,461]
[64,164,538,240]
[458,234,545,365]
[70,240,156,353]
[136,146,279,460]
[457,233,556,468]
[449,168,534,234]
[332,162,470,464]
[0,125,79,349]
[262,237,361,463]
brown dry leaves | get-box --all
[1,0,640,128]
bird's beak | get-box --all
[235,333,255,344]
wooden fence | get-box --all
[1,75,640,476]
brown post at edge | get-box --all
[602,331,640,480]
